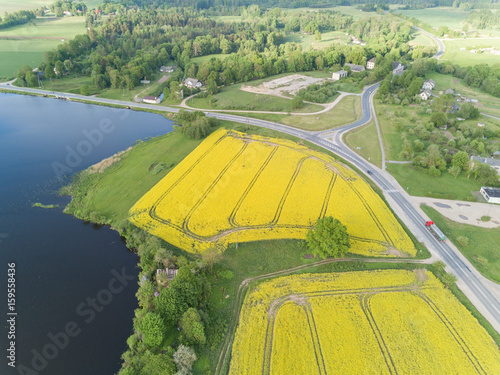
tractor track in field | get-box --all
[214,257,433,375]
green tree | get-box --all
[173,345,197,374]
[207,77,218,95]
[457,102,480,120]
[80,84,90,96]
[430,112,447,127]
[54,60,64,77]
[291,96,304,109]
[138,312,166,349]
[441,272,458,288]
[306,217,350,259]
[140,353,176,375]
[180,308,206,346]
[314,30,322,41]
[452,151,469,170]
[448,165,461,178]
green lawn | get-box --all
[442,38,500,66]
[0,0,48,13]
[387,163,482,201]
[192,53,231,64]
[344,119,382,168]
[398,7,470,29]
[189,83,323,113]
[421,205,500,283]
[281,95,361,131]
[285,30,350,50]
[427,72,500,117]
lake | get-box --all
[0,93,174,374]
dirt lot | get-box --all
[241,74,329,98]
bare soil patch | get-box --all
[241,74,329,98]
[88,148,131,174]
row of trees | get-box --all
[0,9,36,29]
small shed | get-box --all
[143,95,160,104]
[480,187,500,204]
[332,70,348,81]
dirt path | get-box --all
[214,256,434,374]
[179,91,353,116]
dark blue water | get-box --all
[0,94,173,374]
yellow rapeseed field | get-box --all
[229,270,500,375]
[129,128,415,255]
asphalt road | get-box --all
[2,60,500,334]
[412,25,446,58]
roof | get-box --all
[185,78,199,84]
[368,57,376,63]
[332,70,347,74]
[393,61,402,69]
[472,156,500,167]
[445,88,454,94]
[143,95,158,100]
[428,79,435,85]
[345,63,365,72]
[481,187,500,198]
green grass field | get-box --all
[422,205,500,283]
[344,119,382,168]
[398,7,470,29]
[188,83,323,113]
[0,16,86,79]
[387,163,482,201]
[442,38,500,66]
[427,72,500,117]
[191,53,231,64]
[0,0,101,12]
[0,16,86,38]
[285,30,350,50]
[281,95,361,130]
[409,30,435,47]
[0,39,63,78]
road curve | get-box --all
[412,25,446,58]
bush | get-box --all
[457,235,469,247]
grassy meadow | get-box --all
[344,119,383,168]
[422,205,500,283]
[442,38,500,66]
[398,7,470,29]
[0,16,86,79]
[189,82,323,113]
[285,30,350,50]
[281,95,361,130]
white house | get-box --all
[420,89,432,101]
[422,79,436,91]
[393,61,404,75]
[143,95,161,104]
[332,70,348,81]
[367,57,376,70]
[183,78,202,88]
[480,187,500,204]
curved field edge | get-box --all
[129,128,416,256]
[228,269,500,375]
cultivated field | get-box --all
[129,129,415,255]
[229,270,500,374]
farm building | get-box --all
[344,63,365,73]
[332,70,348,81]
[143,95,161,104]
[422,79,436,91]
[367,57,376,69]
[445,88,455,95]
[420,89,432,101]
[183,78,202,88]
[480,187,500,204]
